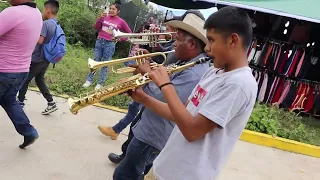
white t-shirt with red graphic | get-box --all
[153,66,258,180]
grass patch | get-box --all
[29,44,320,146]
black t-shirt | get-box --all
[304,50,320,81]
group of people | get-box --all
[96,5,258,180]
[1,0,259,180]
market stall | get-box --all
[147,0,320,117]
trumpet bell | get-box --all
[113,29,176,47]
[68,97,79,115]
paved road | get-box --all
[0,91,319,180]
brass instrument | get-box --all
[113,29,176,47]
[68,57,212,115]
[89,50,175,75]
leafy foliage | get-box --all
[246,103,318,145]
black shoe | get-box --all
[19,135,39,149]
[108,153,123,164]
[42,102,58,115]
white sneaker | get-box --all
[83,80,92,88]
[95,84,102,90]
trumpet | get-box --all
[68,57,212,115]
[113,29,176,47]
[89,50,175,75]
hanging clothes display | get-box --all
[251,66,320,116]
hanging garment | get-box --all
[277,80,291,104]
[281,82,299,108]
[298,49,313,79]
[257,71,265,98]
[304,53,320,81]
[257,41,270,66]
[265,44,277,70]
[263,74,276,102]
[304,84,315,113]
[247,40,257,59]
[277,49,290,74]
[273,45,282,70]
[267,77,280,103]
[287,49,302,76]
[272,77,285,104]
[290,83,306,110]
[258,73,268,102]
[263,43,274,65]
[311,86,320,116]
[294,49,306,77]
[283,49,298,75]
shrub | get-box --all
[246,103,279,135]
[246,103,317,145]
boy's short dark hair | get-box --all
[204,6,252,50]
[44,0,59,15]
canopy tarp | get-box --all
[147,0,320,23]
[145,0,215,9]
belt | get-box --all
[97,37,113,42]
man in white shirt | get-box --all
[129,6,258,180]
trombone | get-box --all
[113,29,176,47]
[88,50,175,75]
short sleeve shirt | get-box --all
[132,53,210,151]
[153,66,258,180]
[31,19,57,63]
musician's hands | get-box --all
[129,60,151,75]
[127,88,148,104]
[149,65,170,88]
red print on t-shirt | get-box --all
[191,85,207,107]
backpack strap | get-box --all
[48,19,58,69]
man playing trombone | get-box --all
[111,10,209,180]
[97,23,178,141]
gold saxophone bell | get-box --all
[88,50,175,75]
[69,57,212,115]
[113,29,176,47]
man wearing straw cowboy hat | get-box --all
[130,6,258,180]
[112,10,210,180]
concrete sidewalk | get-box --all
[0,90,319,180]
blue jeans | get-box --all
[0,72,38,138]
[113,137,160,180]
[86,38,115,85]
[112,101,141,133]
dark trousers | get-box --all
[0,72,38,138]
[113,137,160,180]
[18,61,53,103]
[113,108,159,180]
[119,107,144,159]
[112,101,141,133]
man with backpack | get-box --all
[18,0,66,115]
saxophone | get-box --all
[68,57,212,115]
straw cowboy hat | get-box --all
[165,10,208,44]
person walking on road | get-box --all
[0,0,43,148]
[18,0,60,115]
